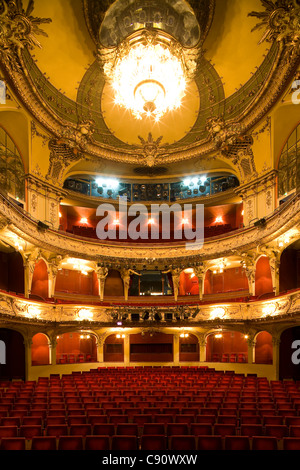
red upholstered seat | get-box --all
[0,437,26,450]
[170,435,196,451]
[31,436,57,451]
[224,436,250,451]
[283,438,300,450]
[197,435,223,450]
[252,436,278,451]
[69,424,91,436]
[58,436,83,450]
[111,435,138,451]
[85,435,110,451]
[93,423,115,436]
[214,424,236,437]
[46,424,69,437]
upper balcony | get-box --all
[0,184,299,265]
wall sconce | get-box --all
[80,217,88,225]
[180,332,189,338]
[116,334,125,339]
[80,334,91,339]
[215,216,223,224]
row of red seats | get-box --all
[2,434,300,451]
[2,420,300,439]
[1,430,300,451]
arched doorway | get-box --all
[179,333,199,362]
[56,332,97,364]
[279,241,300,293]
[0,249,24,295]
[255,331,273,364]
[206,331,248,363]
[130,332,173,363]
[31,333,50,366]
[255,256,273,298]
[104,334,124,362]
[31,260,49,300]
[0,329,25,380]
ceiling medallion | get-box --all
[100,29,198,122]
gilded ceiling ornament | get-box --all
[249,0,300,61]
[137,132,163,167]
[46,139,83,185]
[0,0,51,69]
[205,116,245,150]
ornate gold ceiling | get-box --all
[0,0,299,181]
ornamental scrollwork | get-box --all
[249,0,300,62]
[137,133,164,167]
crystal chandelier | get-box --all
[103,31,195,121]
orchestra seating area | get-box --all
[0,366,300,450]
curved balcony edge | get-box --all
[0,191,299,262]
[0,288,299,327]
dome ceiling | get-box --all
[2,0,299,180]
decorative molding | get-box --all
[0,187,299,267]
[137,133,164,167]
[0,0,51,70]
[249,0,300,63]
[0,288,299,326]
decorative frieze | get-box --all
[0,287,298,326]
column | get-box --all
[96,267,108,301]
[244,264,256,296]
[198,336,207,363]
[194,265,207,301]
[269,255,280,296]
[24,338,32,381]
[247,337,256,364]
[48,263,59,298]
[173,335,180,365]
[23,257,36,299]
[96,336,104,363]
[272,336,281,380]
[50,337,57,365]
